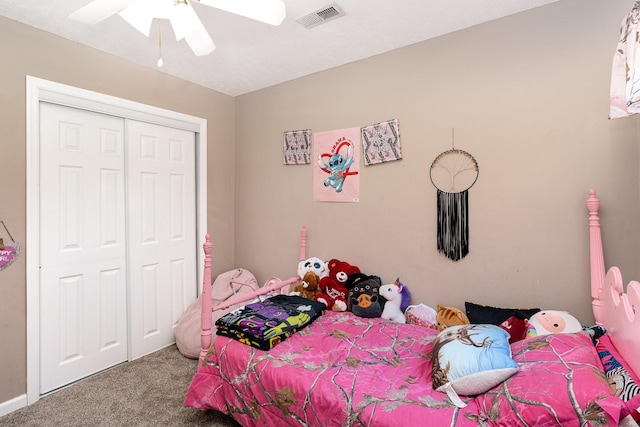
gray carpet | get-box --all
[0,345,241,427]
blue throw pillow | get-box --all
[432,324,519,407]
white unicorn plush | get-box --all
[380,278,411,323]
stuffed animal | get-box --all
[316,258,361,312]
[435,304,470,331]
[526,310,582,337]
[297,257,329,280]
[347,273,384,318]
[380,278,411,323]
[291,271,322,301]
[499,315,529,343]
[405,303,438,328]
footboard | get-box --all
[587,189,640,378]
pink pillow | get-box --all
[473,333,625,425]
[175,268,258,359]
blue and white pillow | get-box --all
[431,324,519,407]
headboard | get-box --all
[198,225,307,360]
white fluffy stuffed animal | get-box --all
[526,310,582,337]
[297,257,328,279]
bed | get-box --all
[184,189,640,426]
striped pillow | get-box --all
[596,334,640,423]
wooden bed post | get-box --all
[586,189,605,325]
[199,234,213,361]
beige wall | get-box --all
[2,0,639,412]
[234,0,640,327]
[0,17,236,404]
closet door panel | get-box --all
[127,120,197,358]
[39,103,128,394]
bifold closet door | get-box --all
[126,120,197,359]
[39,103,128,394]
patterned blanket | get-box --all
[215,295,325,350]
[186,311,623,426]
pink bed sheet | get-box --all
[184,311,622,427]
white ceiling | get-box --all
[1,0,559,97]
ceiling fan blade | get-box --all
[185,27,216,56]
[198,0,286,26]
[69,0,137,25]
[118,0,176,36]
[169,2,201,41]
[118,2,154,36]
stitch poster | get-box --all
[313,127,360,202]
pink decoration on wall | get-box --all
[0,221,20,271]
[313,127,360,202]
[0,242,20,271]
[361,118,402,165]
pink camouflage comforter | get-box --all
[184,311,623,426]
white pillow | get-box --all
[526,310,582,337]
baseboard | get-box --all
[0,394,27,417]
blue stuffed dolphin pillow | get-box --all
[431,324,519,408]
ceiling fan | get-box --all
[69,0,286,58]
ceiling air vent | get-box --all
[296,3,346,29]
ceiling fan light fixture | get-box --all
[117,0,175,36]
[69,0,268,60]
[144,0,174,19]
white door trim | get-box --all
[25,76,208,404]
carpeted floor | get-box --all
[0,345,240,426]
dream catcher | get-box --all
[429,134,479,261]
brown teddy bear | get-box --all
[291,271,322,301]
[435,304,470,331]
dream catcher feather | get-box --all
[430,138,479,261]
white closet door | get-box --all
[126,120,197,358]
[39,103,128,394]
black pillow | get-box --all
[465,302,540,325]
